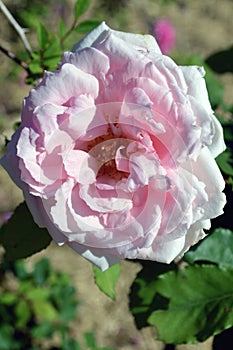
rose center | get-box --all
[85,124,130,180]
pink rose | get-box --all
[153,18,176,55]
[1,22,226,270]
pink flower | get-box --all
[153,18,176,54]
[1,22,226,270]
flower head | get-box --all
[1,22,226,270]
[153,18,176,54]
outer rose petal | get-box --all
[72,21,161,55]
[67,241,121,271]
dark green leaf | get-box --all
[31,322,55,339]
[37,23,49,51]
[206,46,233,74]
[62,338,81,350]
[0,202,52,261]
[148,265,233,344]
[129,261,176,329]
[216,149,233,176]
[0,325,20,350]
[93,263,120,300]
[184,228,233,267]
[204,66,224,108]
[74,0,91,20]
[34,258,50,285]
[84,332,96,347]
[75,19,101,33]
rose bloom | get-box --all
[1,22,226,270]
[153,18,176,54]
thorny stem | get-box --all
[0,0,32,56]
[0,44,30,73]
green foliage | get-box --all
[0,202,52,261]
[216,149,233,177]
[129,261,177,329]
[206,45,233,74]
[75,19,102,33]
[148,265,233,344]
[185,228,233,267]
[83,332,114,350]
[37,23,49,51]
[93,263,121,300]
[75,0,91,20]
[130,229,233,344]
[0,258,79,349]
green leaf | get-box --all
[37,23,49,51]
[28,60,44,74]
[15,300,31,328]
[204,66,224,108]
[32,299,59,322]
[75,19,101,33]
[0,293,17,305]
[206,45,233,74]
[84,332,96,347]
[93,263,120,300]
[129,261,176,329]
[148,265,233,344]
[62,338,81,350]
[31,322,55,339]
[0,202,52,261]
[74,0,91,20]
[59,18,67,38]
[184,228,233,267]
[34,258,50,285]
[216,149,233,176]
[0,325,20,350]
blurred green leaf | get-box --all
[84,332,96,347]
[148,265,233,344]
[31,322,55,339]
[204,66,224,108]
[93,263,120,300]
[59,18,67,38]
[62,338,81,350]
[0,325,20,350]
[74,0,91,20]
[15,300,31,328]
[228,177,233,190]
[0,293,17,305]
[0,202,52,261]
[32,298,59,322]
[184,228,233,267]
[216,149,233,176]
[75,19,101,33]
[37,23,49,51]
[34,258,50,285]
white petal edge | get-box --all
[72,21,161,54]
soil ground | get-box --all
[0,0,233,349]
